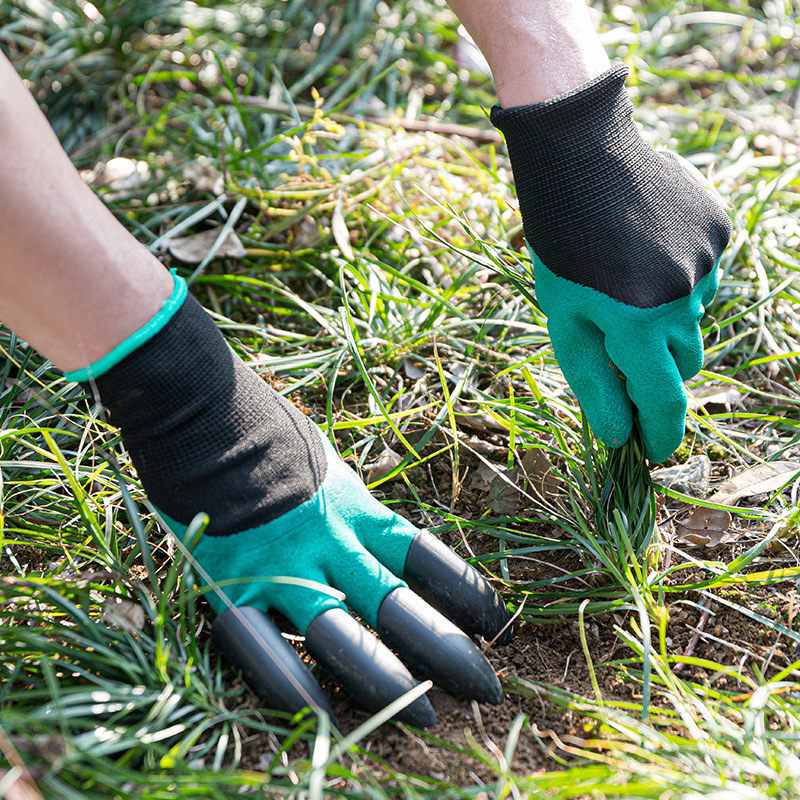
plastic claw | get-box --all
[212,605,338,725]
[404,529,513,646]
[377,586,504,705]
[305,607,437,728]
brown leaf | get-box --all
[291,216,326,251]
[103,599,145,632]
[167,227,246,264]
[487,469,519,515]
[674,506,732,547]
[364,447,403,483]
[687,382,743,412]
[710,461,800,506]
[469,461,499,493]
[184,158,224,195]
[519,447,560,501]
[652,455,711,496]
[454,401,506,434]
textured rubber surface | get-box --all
[404,530,512,646]
[533,252,720,462]
[491,63,731,308]
[161,433,413,633]
[211,606,337,724]
[306,608,437,727]
[377,587,503,705]
[90,291,326,536]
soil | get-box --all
[231,445,800,787]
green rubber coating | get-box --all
[532,247,720,463]
[162,432,418,633]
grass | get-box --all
[2,0,800,797]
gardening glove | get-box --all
[65,273,511,729]
[491,63,732,462]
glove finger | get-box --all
[603,333,686,463]
[328,544,502,703]
[323,534,404,630]
[404,529,512,645]
[377,586,503,705]
[330,454,419,578]
[211,605,338,725]
[549,315,633,448]
[305,607,437,728]
[668,326,705,382]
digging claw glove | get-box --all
[492,63,732,462]
[65,274,511,729]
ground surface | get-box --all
[2,1,800,798]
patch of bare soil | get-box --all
[234,447,800,785]
[336,612,630,784]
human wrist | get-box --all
[494,35,610,107]
[490,3,610,106]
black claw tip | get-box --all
[212,606,338,725]
[378,587,504,705]
[306,608,437,728]
[404,530,513,646]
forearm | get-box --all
[0,52,172,372]
[446,0,609,105]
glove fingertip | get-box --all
[639,404,687,464]
[644,436,683,465]
[580,395,633,450]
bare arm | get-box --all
[0,52,172,372]
[446,0,610,105]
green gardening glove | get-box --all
[492,64,732,462]
[66,273,510,729]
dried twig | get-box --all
[674,598,712,674]
[224,96,504,143]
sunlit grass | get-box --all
[2,0,800,797]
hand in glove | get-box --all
[66,275,511,729]
[492,64,731,462]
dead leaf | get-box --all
[103,599,145,632]
[184,158,224,195]
[469,461,499,493]
[403,359,426,380]
[291,216,326,251]
[332,195,354,261]
[710,461,800,506]
[454,401,506,434]
[687,382,744,412]
[364,447,402,483]
[463,436,507,459]
[652,455,711,496]
[487,469,518,515]
[674,506,732,547]
[519,447,560,501]
[167,227,246,264]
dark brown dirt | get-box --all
[333,613,631,784]
[233,443,800,785]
